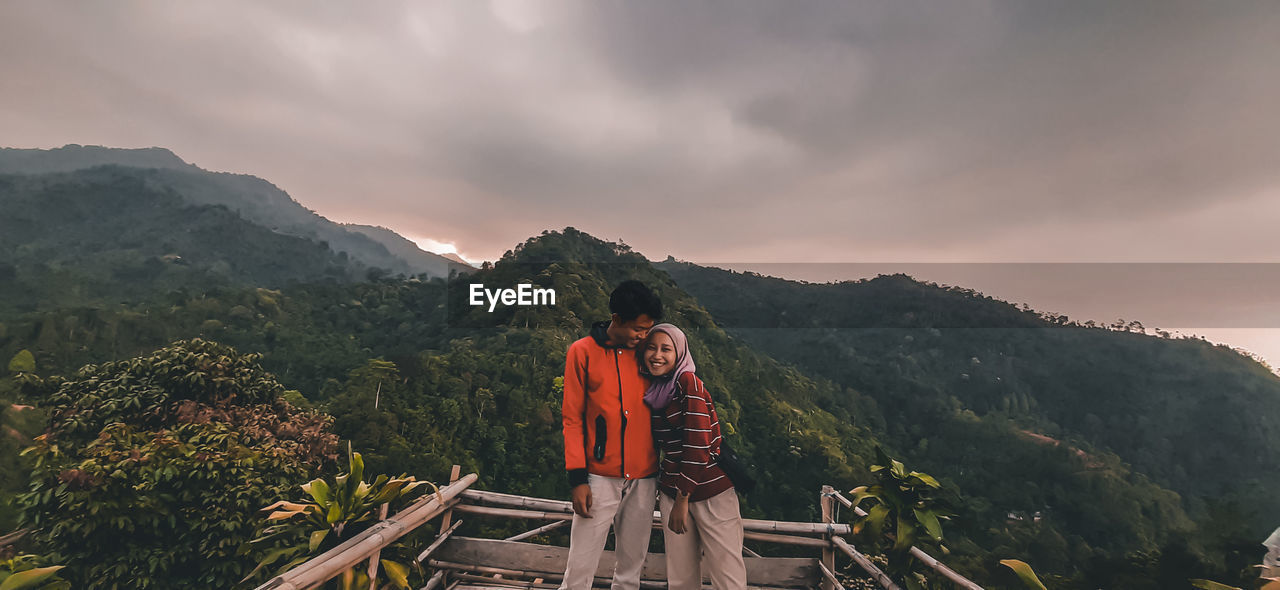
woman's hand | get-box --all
[668,494,690,534]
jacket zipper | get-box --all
[615,350,626,478]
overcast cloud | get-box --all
[4,0,1279,263]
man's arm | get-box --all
[562,342,592,517]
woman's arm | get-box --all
[673,373,723,497]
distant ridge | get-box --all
[0,144,193,174]
[0,145,454,278]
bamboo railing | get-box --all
[253,468,983,590]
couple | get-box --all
[560,280,745,590]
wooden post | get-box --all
[440,465,462,530]
[367,503,390,589]
[821,485,836,590]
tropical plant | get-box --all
[0,554,67,590]
[848,447,955,589]
[244,447,438,589]
[16,339,337,589]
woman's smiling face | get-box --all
[643,331,677,377]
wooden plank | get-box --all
[434,537,819,588]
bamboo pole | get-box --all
[421,569,447,590]
[417,519,465,563]
[744,518,851,536]
[742,531,831,548]
[832,491,983,590]
[460,489,577,514]
[821,486,836,590]
[456,498,851,536]
[454,505,572,521]
[831,536,900,590]
[504,520,569,542]
[818,562,846,590]
[253,473,479,590]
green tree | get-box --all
[17,339,338,589]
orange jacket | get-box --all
[563,321,658,486]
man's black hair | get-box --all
[609,280,663,322]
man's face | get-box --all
[613,314,655,349]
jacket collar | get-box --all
[590,320,620,348]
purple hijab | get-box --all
[641,323,697,410]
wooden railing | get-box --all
[253,468,983,590]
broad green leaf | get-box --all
[914,508,943,540]
[893,515,916,552]
[309,529,329,552]
[906,472,941,488]
[381,559,411,589]
[0,566,65,590]
[262,500,312,512]
[866,503,890,539]
[999,559,1048,590]
[304,479,330,507]
[349,452,365,495]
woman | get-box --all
[641,323,746,590]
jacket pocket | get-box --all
[593,415,608,461]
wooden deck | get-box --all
[252,469,981,590]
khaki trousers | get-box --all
[559,474,657,590]
[659,489,747,590]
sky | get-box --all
[2,1,1279,367]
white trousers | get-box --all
[659,490,747,590]
[559,475,657,590]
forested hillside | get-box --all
[0,218,1269,587]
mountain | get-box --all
[656,260,1280,557]
[0,166,363,313]
[0,145,454,278]
[343,223,456,276]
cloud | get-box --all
[2,0,1278,264]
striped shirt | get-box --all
[653,372,734,502]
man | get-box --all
[560,280,663,590]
